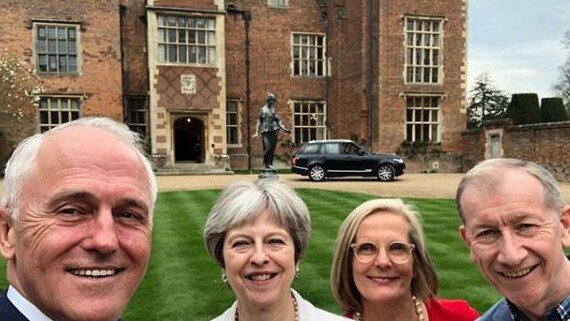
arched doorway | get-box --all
[174,116,204,162]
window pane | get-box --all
[179,46,187,63]
[157,15,215,65]
[68,56,77,73]
[68,41,76,54]
[158,29,166,42]
[158,44,166,62]
[178,30,186,43]
[50,112,59,124]
[48,27,56,38]
[292,33,325,76]
[404,18,442,84]
[38,55,47,71]
[40,111,48,123]
[36,24,78,74]
[58,56,67,72]
[208,47,216,64]
[48,39,56,53]
[168,45,177,62]
[49,55,57,72]
[168,30,176,42]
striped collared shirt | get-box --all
[507,295,570,321]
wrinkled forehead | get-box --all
[34,127,150,189]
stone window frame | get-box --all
[292,99,327,144]
[33,22,80,74]
[404,16,443,84]
[404,95,441,143]
[226,99,241,146]
[157,15,216,65]
[291,33,327,77]
[38,95,82,133]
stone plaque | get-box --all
[181,74,196,94]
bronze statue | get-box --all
[253,93,291,170]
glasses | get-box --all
[350,241,415,264]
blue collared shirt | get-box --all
[7,285,54,321]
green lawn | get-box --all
[0,189,500,320]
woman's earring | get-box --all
[295,266,300,278]
[221,273,228,283]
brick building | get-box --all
[0,0,467,172]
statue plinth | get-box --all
[258,168,278,180]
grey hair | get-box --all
[203,179,311,268]
[331,198,438,313]
[456,158,564,223]
[1,117,158,219]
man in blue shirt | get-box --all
[456,158,570,321]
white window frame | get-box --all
[292,33,327,77]
[38,96,81,132]
[157,15,216,65]
[292,100,327,144]
[226,99,241,146]
[405,95,441,143]
[404,16,443,84]
[34,22,80,74]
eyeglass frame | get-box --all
[350,240,416,264]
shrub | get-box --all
[540,97,568,122]
[506,93,541,125]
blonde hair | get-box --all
[330,198,438,313]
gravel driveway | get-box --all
[157,173,570,201]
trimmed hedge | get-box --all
[541,97,568,122]
[506,93,541,125]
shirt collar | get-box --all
[506,294,570,321]
[7,285,54,321]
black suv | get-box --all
[290,139,405,182]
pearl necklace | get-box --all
[353,296,425,321]
[234,292,299,321]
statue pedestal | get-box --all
[258,168,278,180]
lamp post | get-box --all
[226,5,253,172]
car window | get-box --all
[299,143,320,154]
[343,143,359,155]
[324,143,341,155]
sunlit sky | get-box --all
[468,0,570,99]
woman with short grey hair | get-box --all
[204,179,349,321]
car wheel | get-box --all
[308,165,326,181]
[377,164,395,181]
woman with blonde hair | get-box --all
[331,198,478,321]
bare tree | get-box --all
[553,30,570,110]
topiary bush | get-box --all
[506,93,541,125]
[540,97,568,122]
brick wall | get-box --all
[461,121,570,181]
[120,0,148,95]
[225,0,327,167]
[326,0,467,156]
[0,0,124,120]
